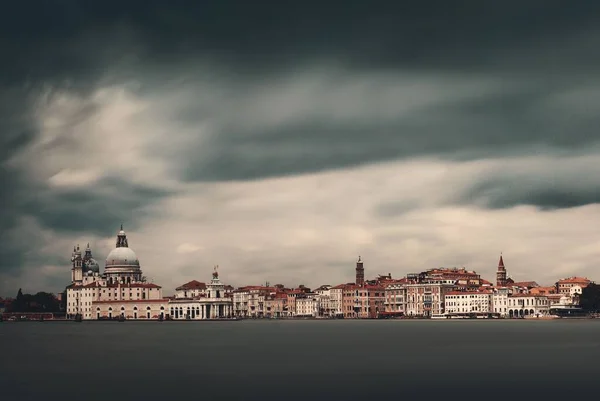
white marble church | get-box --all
[168,266,234,319]
[65,225,234,321]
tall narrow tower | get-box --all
[355,256,365,287]
[496,254,507,287]
[71,244,83,283]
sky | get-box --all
[1,1,600,297]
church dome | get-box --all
[105,247,140,269]
[85,258,101,272]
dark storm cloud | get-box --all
[2,0,600,294]
[24,177,174,236]
[182,79,600,182]
[460,178,600,210]
[3,0,600,82]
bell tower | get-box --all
[71,244,83,283]
[496,253,507,287]
[355,256,365,287]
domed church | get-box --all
[66,225,168,320]
[104,226,143,284]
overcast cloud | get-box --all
[2,1,600,296]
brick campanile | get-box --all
[356,256,365,286]
[496,254,507,287]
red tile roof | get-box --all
[510,281,539,288]
[175,280,206,291]
[557,277,592,284]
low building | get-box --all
[492,287,509,317]
[507,294,550,317]
[405,283,456,317]
[168,267,234,320]
[175,280,206,299]
[296,295,319,317]
[383,279,410,315]
[329,284,345,318]
[556,277,593,295]
[445,290,492,316]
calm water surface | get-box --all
[1,319,599,400]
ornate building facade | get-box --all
[168,267,234,320]
[66,226,235,320]
[66,225,167,320]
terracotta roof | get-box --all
[331,284,348,289]
[175,280,206,291]
[511,281,539,288]
[557,277,592,284]
[364,284,384,290]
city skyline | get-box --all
[2,2,600,296]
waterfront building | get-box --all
[445,290,493,316]
[314,285,332,317]
[295,294,319,317]
[405,283,456,317]
[507,294,550,317]
[232,287,251,317]
[342,284,360,318]
[555,277,593,295]
[383,280,407,317]
[175,280,206,299]
[66,226,169,320]
[492,287,509,317]
[264,291,288,318]
[167,267,234,320]
[329,284,344,318]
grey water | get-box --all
[1,319,599,401]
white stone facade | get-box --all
[295,296,319,317]
[445,291,492,315]
[508,294,550,317]
[492,288,509,317]
[167,269,234,320]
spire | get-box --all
[120,222,123,231]
[498,254,505,269]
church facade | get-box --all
[66,225,234,321]
[168,267,234,320]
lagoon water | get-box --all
[1,319,599,400]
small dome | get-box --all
[86,258,100,272]
[105,247,140,269]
